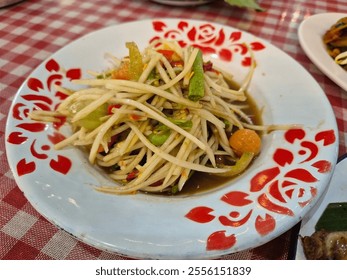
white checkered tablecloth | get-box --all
[1,0,347,260]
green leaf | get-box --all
[224,0,265,11]
[315,202,347,232]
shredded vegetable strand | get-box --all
[89,107,126,163]
[124,122,230,174]
[128,132,184,187]
[108,97,208,151]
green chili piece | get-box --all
[148,118,192,146]
[188,49,205,101]
[148,130,171,146]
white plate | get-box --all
[295,154,347,260]
[298,12,347,92]
[5,19,338,259]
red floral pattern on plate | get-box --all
[185,128,336,251]
[7,58,81,176]
[150,20,266,65]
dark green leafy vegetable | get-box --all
[315,202,347,232]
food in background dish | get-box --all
[323,17,347,70]
[301,202,347,260]
[301,231,347,260]
[224,0,264,11]
[30,40,288,195]
[150,0,215,6]
[150,0,264,10]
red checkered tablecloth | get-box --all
[1,0,347,260]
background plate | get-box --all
[298,12,347,92]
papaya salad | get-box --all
[30,40,287,195]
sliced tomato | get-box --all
[157,49,175,60]
[171,60,184,68]
[112,61,130,80]
[107,104,122,114]
[129,114,142,121]
[126,169,139,181]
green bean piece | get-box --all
[215,152,254,177]
[188,49,205,102]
